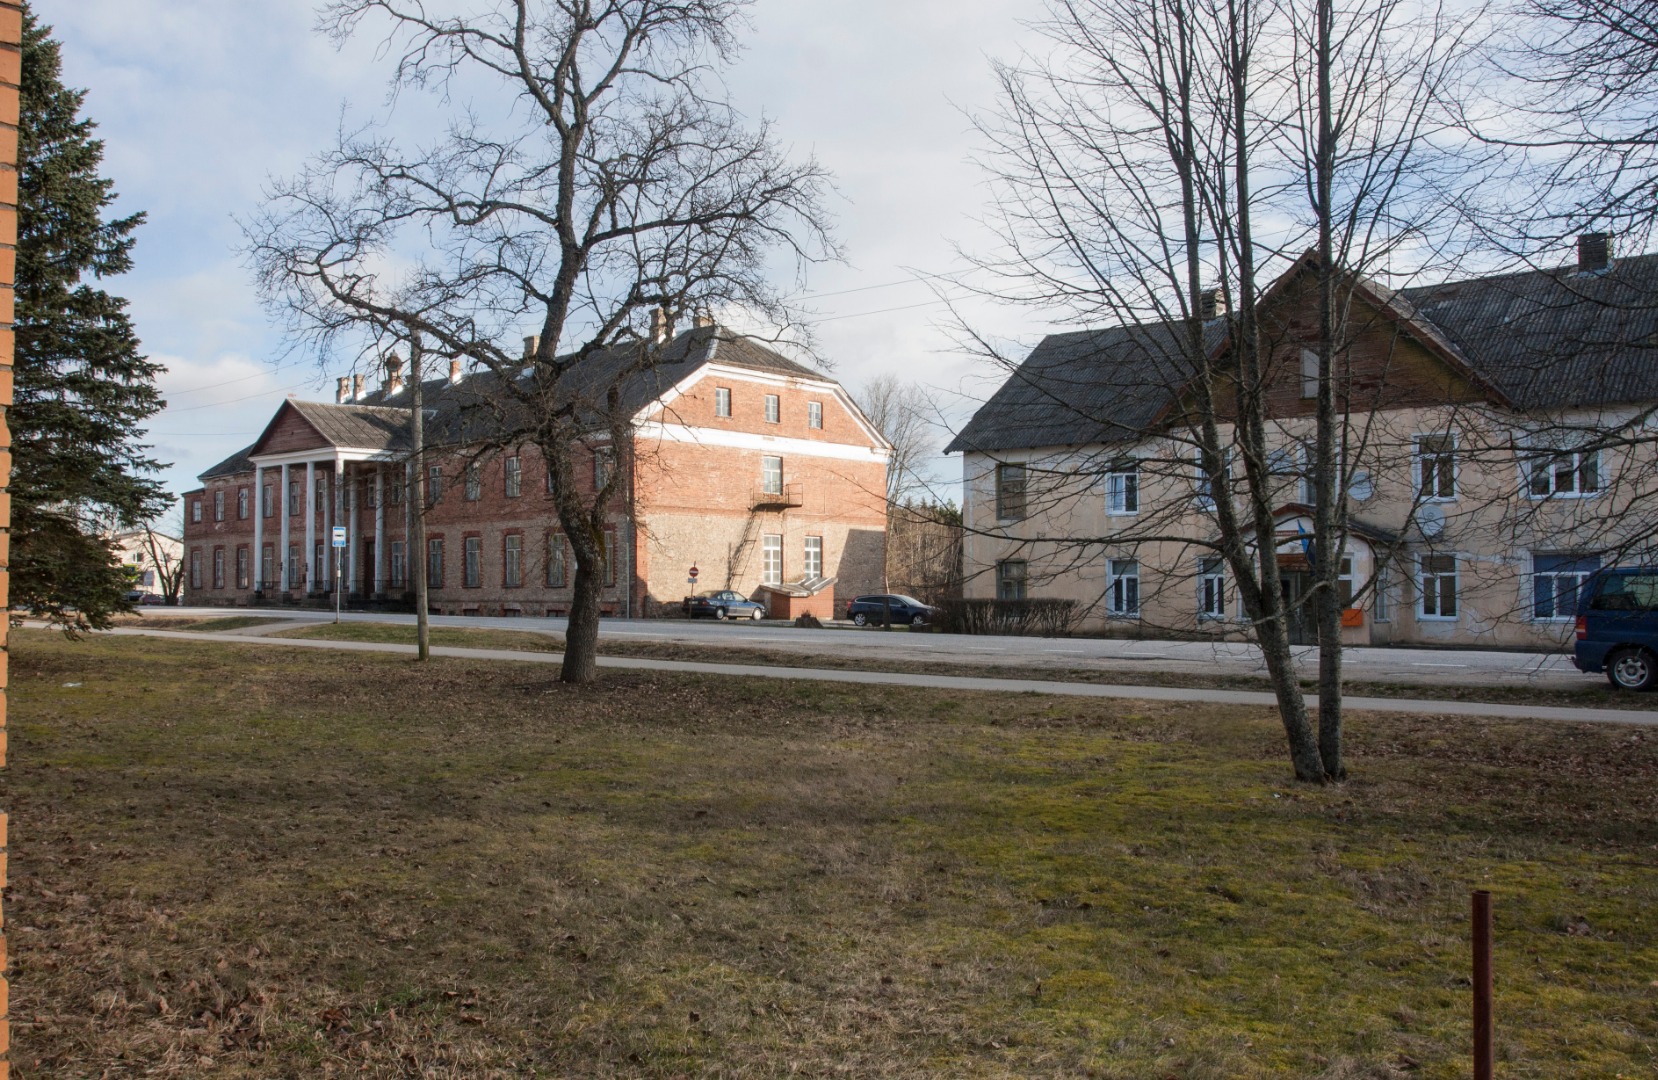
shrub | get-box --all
[936,597,1080,636]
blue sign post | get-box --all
[332,526,347,623]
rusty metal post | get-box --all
[1473,889,1493,1080]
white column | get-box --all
[330,459,342,590]
[280,463,291,590]
[374,466,386,595]
[252,464,264,592]
[305,459,317,590]
[348,462,360,595]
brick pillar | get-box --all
[0,3,20,1073]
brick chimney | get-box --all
[650,307,669,344]
[1578,232,1611,273]
[693,310,715,329]
[352,373,365,401]
[1199,288,1226,321]
[523,334,540,360]
[336,376,350,404]
[449,359,462,384]
[384,354,405,396]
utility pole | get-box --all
[410,337,431,661]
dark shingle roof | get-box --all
[944,321,1218,454]
[948,253,1658,454]
[198,444,256,481]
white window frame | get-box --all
[807,401,823,429]
[1530,552,1600,621]
[761,533,783,586]
[1414,433,1457,502]
[1198,556,1226,619]
[504,533,523,588]
[762,455,784,495]
[995,462,1027,522]
[1106,459,1139,516]
[189,549,202,589]
[427,538,444,589]
[390,541,406,588]
[1108,558,1141,618]
[1418,553,1458,621]
[464,535,483,587]
[764,394,780,424]
[1373,564,1392,622]
[213,548,226,589]
[1525,447,1601,500]
[715,386,732,418]
[546,533,567,588]
[214,490,225,521]
[237,488,249,520]
[1193,452,1228,510]
[465,463,482,501]
[288,480,300,516]
[803,535,823,578]
[505,455,522,498]
[996,559,1027,601]
[191,499,202,523]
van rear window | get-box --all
[1590,574,1658,612]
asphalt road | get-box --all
[151,606,1592,691]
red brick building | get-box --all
[181,325,890,618]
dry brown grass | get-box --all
[6,630,1657,1078]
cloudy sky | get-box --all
[47,0,1054,509]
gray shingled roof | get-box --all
[948,253,1658,454]
[198,325,833,479]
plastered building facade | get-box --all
[951,244,1658,648]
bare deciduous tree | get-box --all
[955,0,1476,781]
[248,0,836,683]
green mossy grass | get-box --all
[6,630,1656,1077]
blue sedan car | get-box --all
[683,589,767,621]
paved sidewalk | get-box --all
[107,626,1658,727]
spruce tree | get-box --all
[13,5,166,630]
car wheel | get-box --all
[715,607,728,621]
[852,612,868,627]
[911,614,928,627]
[1607,648,1657,691]
[750,607,764,620]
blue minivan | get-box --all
[1573,568,1658,691]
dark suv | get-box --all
[846,594,938,627]
[1574,568,1658,690]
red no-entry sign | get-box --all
[688,565,699,579]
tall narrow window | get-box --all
[808,401,823,429]
[505,455,522,497]
[762,455,784,495]
[764,394,780,423]
[464,536,483,587]
[427,466,443,505]
[604,529,618,587]
[1416,434,1456,500]
[190,550,202,589]
[315,479,327,512]
[504,534,523,587]
[262,484,274,518]
[288,480,299,516]
[315,544,325,584]
[465,464,482,501]
[237,488,249,519]
[593,447,614,492]
[995,463,1027,521]
[546,533,567,588]
[427,538,445,589]
[1198,557,1226,618]
[365,479,377,509]
[1108,558,1140,617]
[715,387,732,417]
[388,477,402,506]
[191,499,202,523]
[1106,460,1139,515]
[1420,554,1458,618]
[1194,452,1229,509]
[1300,348,1320,399]
[390,541,406,588]
[212,548,226,589]
[261,545,274,588]
[287,543,299,585]
[804,535,823,578]
[761,533,783,585]
[214,490,225,521]
[1532,552,1600,620]
[236,547,249,589]
[996,559,1027,600]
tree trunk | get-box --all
[561,557,603,682]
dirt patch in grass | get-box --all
[275,620,1645,711]
[274,621,560,653]
[8,629,1657,1078]
[107,614,296,634]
